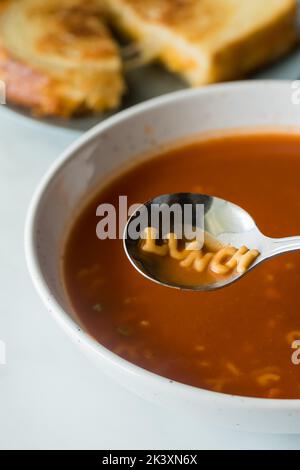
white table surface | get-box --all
[2,59,300,449]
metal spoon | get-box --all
[123,193,300,291]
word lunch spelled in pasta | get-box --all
[141,228,260,276]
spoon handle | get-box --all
[268,237,300,257]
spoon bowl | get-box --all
[124,193,300,291]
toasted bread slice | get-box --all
[105,0,298,86]
[0,0,125,117]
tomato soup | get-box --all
[63,132,300,399]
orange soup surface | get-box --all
[63,132,300,399]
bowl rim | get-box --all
[25,79,300,410]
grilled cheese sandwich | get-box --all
[0,0,297,117]
[105,0,298,86]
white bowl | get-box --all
[25,81,300,434]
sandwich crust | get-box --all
[0,0,125,116]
